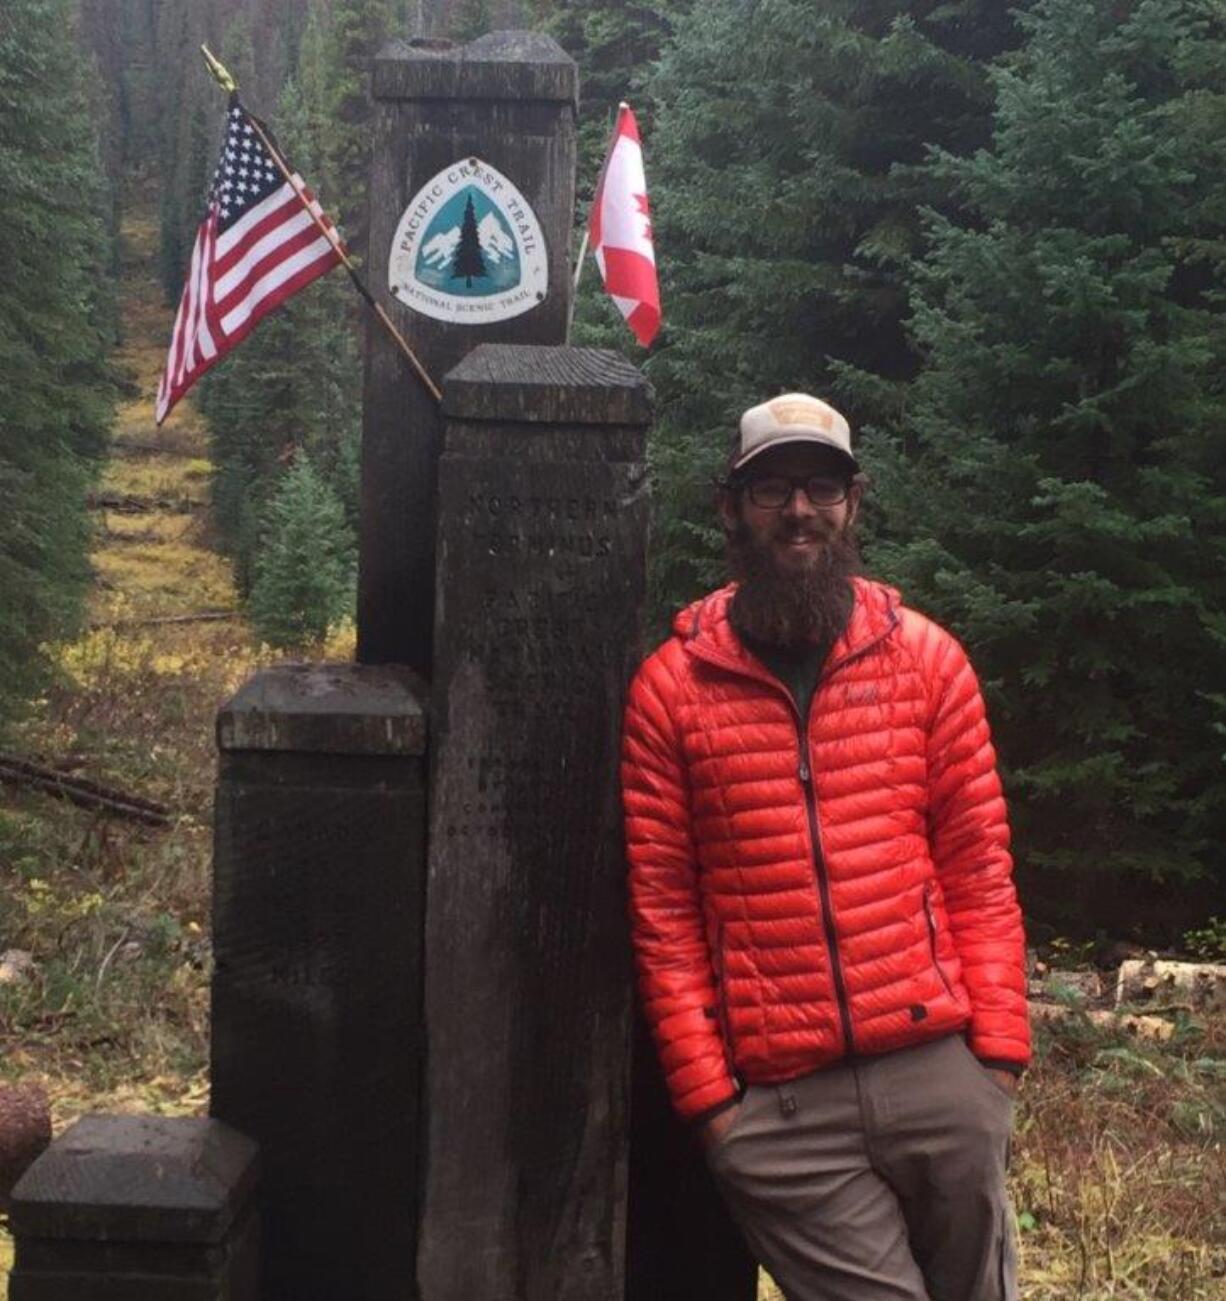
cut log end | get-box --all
[0,1084,52,1210]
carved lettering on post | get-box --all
[420,344,651,1301]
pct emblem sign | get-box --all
[388,157,548,324]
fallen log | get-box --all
[0,753,170,827]
[113,440,176,454]
[87,491,202,514]
[1115,958,1226,1012]
[1030,1000,1175,1042]
[90,610,238,630]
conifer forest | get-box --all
[1,0,1225,1296]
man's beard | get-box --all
[727,517,861,650]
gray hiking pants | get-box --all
[706,1034,1018,1301]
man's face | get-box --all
[719,443,861,572]
[719,442,863,649]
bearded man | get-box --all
[621,394,1029,1301]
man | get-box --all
[621,393,1029,1301]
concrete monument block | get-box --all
[211,663,427,1301]
[8,1114,258,1300]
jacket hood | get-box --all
[673,577,902,676]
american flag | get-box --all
[156,97,344,424]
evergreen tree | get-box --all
[0,0,115,728]
[451,195,488,286]
[248,452,357,649]
[550,0,684,187]
[867,0,1226,904]
[639,0,1026,623]
[317,0,395,264]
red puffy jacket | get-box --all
[621,578,1030,1122]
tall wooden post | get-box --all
[358,32,578,673]
[210,664,427,1301]
[420,344,650,1301]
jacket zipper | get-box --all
[683,603,900,1063]
[923,880,956,998]
[712,920,736,1075]
[794,708,856,1058]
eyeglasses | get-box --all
[743,474,851,509]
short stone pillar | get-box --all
[418,343,651,1300]
[210,663,427,1301]
[8,1114,258,1300]
[359,31,578,672]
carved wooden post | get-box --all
[419,343,650,1300]
[210,664,427,1301]
[359,32,578,673]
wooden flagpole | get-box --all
[200,45,442,404]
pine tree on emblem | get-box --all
[451,195,488,287]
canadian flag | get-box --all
[589,104,661,348]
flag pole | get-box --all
[567,229,588,342]
[200,45,442,404]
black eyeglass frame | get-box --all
[737,473,854,510]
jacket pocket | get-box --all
[923,880,957,999]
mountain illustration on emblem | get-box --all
[415,186,520,296]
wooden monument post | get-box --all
[358,32,578,673]
[420,343,650,1301]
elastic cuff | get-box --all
[976,1057,1025,1077]
[690,1093,742,1129]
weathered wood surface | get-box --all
[0,1085,50,1212]
[8,1115,259,1300]
[9,1115,257,1242]
[215,662,426,756]
[373,31,576,101]
[419,346,650,1301]
[358,32,577,673]
[0,754,170,827]
[443,344,654,426]
[211,664,428,1301]
[1115,958,1226,1011]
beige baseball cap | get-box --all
[731,393,857,474]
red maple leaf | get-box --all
[634,192,654,243]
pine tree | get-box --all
[637,0,1026,624]
[316,0,395,265]
[248,453,357,650]
[867,0,1226,904]
[0,0,115,728]
[451,195,488,286]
